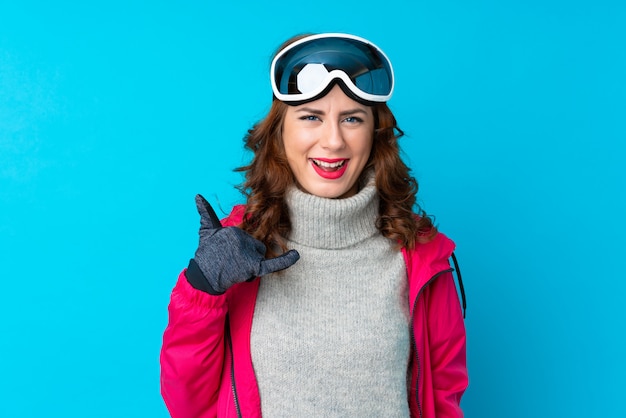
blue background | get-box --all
[1,1,624,417]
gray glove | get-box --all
[186,194,300,295]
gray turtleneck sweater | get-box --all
[250,181,411,417]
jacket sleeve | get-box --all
[427,271,468,417]
[160,270,228,418]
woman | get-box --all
[161,33,468,417]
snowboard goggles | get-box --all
[270,33,394,105]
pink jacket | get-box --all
[161,206,468,417]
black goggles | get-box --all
[270,33,394,105]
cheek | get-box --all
[283,127,314,161]
[356,136,374,162]
[282,137,300,162]
[282,138,307,178]
[282,120,302,156]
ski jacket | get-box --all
[160,205,468,417]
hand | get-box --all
[188,194,300,294]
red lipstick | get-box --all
[310,158,349,180]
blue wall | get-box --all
[1,1,624,417]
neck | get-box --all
[285,177,380,249]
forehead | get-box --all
[286,85,374,115]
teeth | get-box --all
[313,159,345,168]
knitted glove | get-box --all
[185,194,300,295]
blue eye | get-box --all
[300,114,320,121]
[344,116,363,123]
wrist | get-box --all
[185,258,224,295]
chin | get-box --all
[312,185,356,199]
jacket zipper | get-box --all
[409,268,453,418]
[226,317,243,418]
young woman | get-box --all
[161,33,468,418]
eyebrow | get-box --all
[295,107,370,117]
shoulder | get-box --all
[403,231,456,278]
[414,231,455,261]
[221,204,246,227]
[403,230,460,305]
[408,213,454,261]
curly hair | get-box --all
[235,98,436,257]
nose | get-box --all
[320,120,346,150]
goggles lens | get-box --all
[271,33,394,104]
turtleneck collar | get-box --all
[285,176,380,249]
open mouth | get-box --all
[311,158,347,171]
[310,158,349,180]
